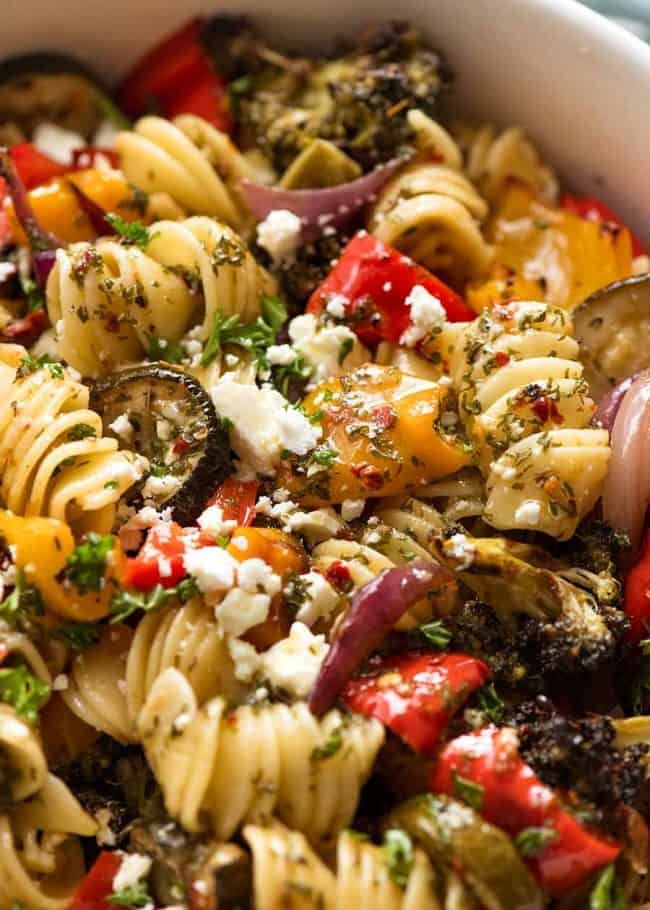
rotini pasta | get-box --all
[47,215,277,377]
[138,667,384,843]
[368,160,493,285]
[449,301,610,538]
[244,823,440,910]
[115,114,268,227]
[0,354,142,533]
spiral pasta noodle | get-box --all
[125,596,243,724]
[115,114,267,227]
[449,300,609,539]
[368,160,493,285]
[138,668,384,844]
[0,354,143,532]
[244,823,441,910]
[47,215,277,377]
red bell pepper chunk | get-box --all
[0,308,48,346]
[307,233,475,348]
[562,192,648,257]
[123,521,192,591]
[9,143,69,191]
[71,850,122,910]
[208,477,259,526]
[343,652,489,754]
[431,725,621,896]
[117,18,231,131]
[624,530,650,645]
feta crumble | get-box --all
[294,571,340,626]
[443,533,476,569]
[256,209,302,264]
[340,499,365,521]
[266,344,295,366]
[112,854,152,893]
[288,313,363,386]
[216,587,271,638]
[183,547,238,593]
[324,294,348,320]
[197,505,236,538]
[261,622,329,698]
[399,285,447,347]
[108,413,134,442]
[33,123,85,164]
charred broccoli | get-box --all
[510,697,649,819]
[209,19,451,174]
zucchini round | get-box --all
[574,273,650,401]
[383,794,543,910]
[91,364,231,525]
[0,52,128,140]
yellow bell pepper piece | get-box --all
[6,169,148,246]
[0,511,123,621]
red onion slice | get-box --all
[308,559,453,716]
[595,373,641,431]
[603,373,650,551]
[0,148,63,260]
[33,250,58,288]
[240,155,409,240]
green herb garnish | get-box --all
[0,664,50,724]
[382,829,413,889]
[110,577,198,623]
[452,771,484,811]
[0,571,44,626]
[109,881,152,908]
[105,213,157,249]
[419,619,451,650]
[67,423,97,441]
[514,826,558,857]
[16,353,64,380]
[476,683,505,724]
[65,533,115,593]
[201,295,288,368]
[589,864,628,910]
[54,621,100,651]
[147,335,185,364]
[311,727,343,761]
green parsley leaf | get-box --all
[65,533,115,594]
[105,213,157,250]
[0,664,50,724]
[67,423,97,441]
[382,829,413,889]
[310,445,339,467]
[54,621,100,651]
[201,296,288,368]
[452,771,484,811]
[476,683,505,724]
[147,335,185,364]
[272,351,313,397]
[110,578,198,624]
[261,295,288,332]
[419,619,451,650]
[109,881,151,908]
[229,75,252,116]
[18,273,45,312]
[514,826,558,857]
[311,727,343,761]
[104,480,119,490]
[589,864,628,910]
[338,336,354,365]
[0,571,44,626]
[16,353,64,380]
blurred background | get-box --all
[583,0,650,41]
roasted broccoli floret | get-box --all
[217,20,451,174]
[510,697,649,819]
[275,229,352,306]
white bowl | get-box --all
[1,0,649,232]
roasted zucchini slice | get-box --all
[0,52,128,140]
[574,273,650,401]
[91,364,231,524]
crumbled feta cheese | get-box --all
[108,413,134,442]
[266,344,295,366]
[33,123,85,164]
[256,209,302,264]
[285,507,345,544]
[294,571,340,626]
[228,637,261,682]
[341,499,365,521]
[399,285,447,347]
[197,505,236,538]
[230,535,249,552]
[288,313,362,386]
[238,558,282,596]
[217,587,271,638]
[514,500,542,527]
[262,622,329,698]
[382,281,393,292]
[141,473,182,501]
[443,533,476,569]
[112,854,152,892]
[52,674,68,691]
[211,377,321,476]
[183,547,238,593]
[273,488,291,503]
[325,294,348,320]
[224,352,240,368]
[93,119,119,149]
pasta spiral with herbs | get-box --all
[244,823,440,910]
[0,354,142,532]
[138,668,384,843]
[46,215,276,376]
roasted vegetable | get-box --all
[573,273,650,401]
[91,365,231,524]
[383,794,543,910]
[0,52,127,141]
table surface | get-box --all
[583,0,650,41]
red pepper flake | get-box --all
[173,437,191,456]
[351,462,384,490]
[325,560,353,593]
[495,351,510,368]
[531,397,564,424]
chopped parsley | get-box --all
[0,571,44,626]
[272,351,312,397]
[104,480,120,491]
[201,295,288,368]
[475,683,505,724]
[65,533,115,594]
[311,726,343,761]
[514,826,558,857]
[16,353,64,380]
[110,577,198,623]
[0,664,50,724]
[419,619,451,650]
[589,864,628,910]
[147,335,185,364]
[310,446,339,467]
[109,882,152,908]
[67,423,97,441]
[105,213,157,250]
[18,273,45,312]
[338,336,354,365]
[382,829,413,889]
[54,621,100,651]
[451,771,484,811]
